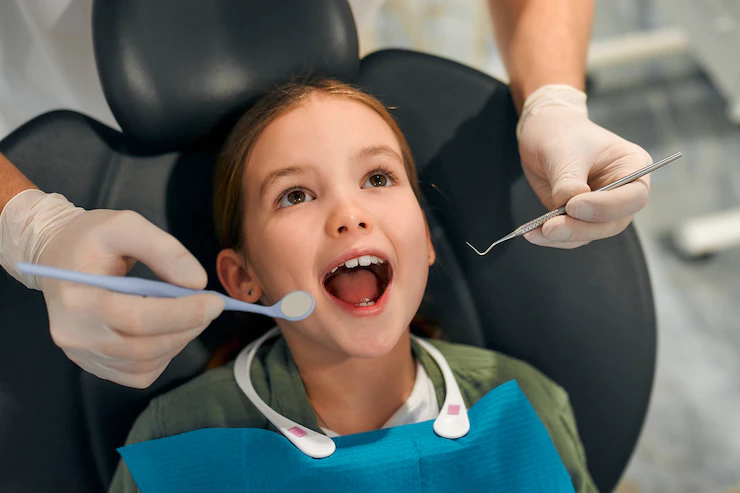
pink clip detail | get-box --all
[288,426,307,438]
[447,405,461,416]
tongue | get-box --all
[326,269,381,305]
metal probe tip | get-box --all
[466,233,515,256]
[465,242,486,256]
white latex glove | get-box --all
[0,190,224,388]
[516,84,652,248]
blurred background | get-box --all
[1,1,739,492]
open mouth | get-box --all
[322,254,392,307]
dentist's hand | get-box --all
[516,84,652,249]
[28,199,224,388]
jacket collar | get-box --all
[252,334,449,434]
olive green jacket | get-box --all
[109,337,598,492]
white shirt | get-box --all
[321,359,440,437]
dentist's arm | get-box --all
[0,152,223,388]
[489,0,652,249]
[0,152,38,210]
[489,0,592,112]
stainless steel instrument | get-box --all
[466,151,683,256]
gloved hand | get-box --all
[516,84,653,248]
[0,190,224,388]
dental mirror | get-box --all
[17,262,315,321]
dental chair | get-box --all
[0,1,656,492]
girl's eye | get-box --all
[363,170,395,189]
[277,188,315,208]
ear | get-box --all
[216,249,263,302]
[424,218,436,266]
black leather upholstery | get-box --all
[93,0,359,151]
[0,1,655,492]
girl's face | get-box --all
[226,95,434,359]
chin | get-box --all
[335,321,409,360]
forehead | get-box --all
[244,95,401,179]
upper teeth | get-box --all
[330,255,385,273]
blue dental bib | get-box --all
[120,380,575,492]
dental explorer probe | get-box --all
[466,151,682,256]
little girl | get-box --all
[109,79,597,492]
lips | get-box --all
[321,250,393,309]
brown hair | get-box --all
[214,79,421,253]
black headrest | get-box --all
[93,0,359,151]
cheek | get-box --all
[264,221,316,261]
[381,196,430,268]
[245,209,320,293]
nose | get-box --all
[325,200,374,238]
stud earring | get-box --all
[248,289,254,296]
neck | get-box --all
[284,329,417,436]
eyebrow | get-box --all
[259,166,307,200]
[354,145,403,164]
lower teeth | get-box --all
[356,299,376,307]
